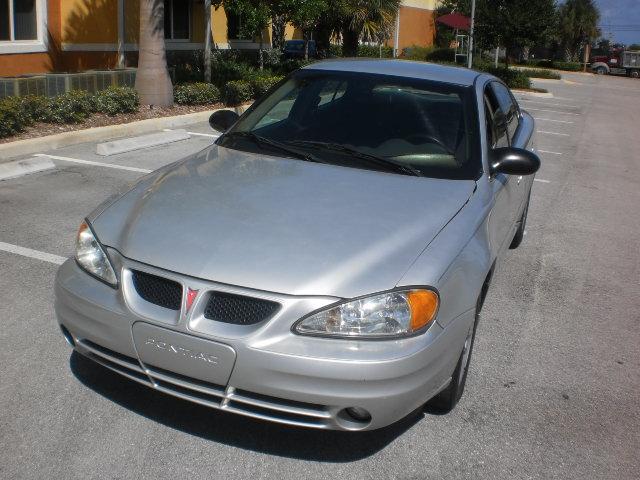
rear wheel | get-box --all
[630,70,640,79]
[595,66,607,75]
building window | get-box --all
[226,10,252,41]
[164,0,190,40]
[0,0,38,41]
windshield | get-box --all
[218,69,481,180]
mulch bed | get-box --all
[0,103,224,145]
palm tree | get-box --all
[135,0,173,106]
[339,0,401,57]
[557,0,600,61]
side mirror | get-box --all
[490,147,541,175]
[209,110,240,132]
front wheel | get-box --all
[509,194,530,249]
[426,298,481,413]
[630,70,640,79]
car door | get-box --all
[491,82,530,219]
[484,82,522,252]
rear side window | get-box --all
[491,82,520,141]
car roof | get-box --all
[303,59,482,87]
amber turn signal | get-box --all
[407,290,439,331]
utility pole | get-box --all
[467,0,476,68]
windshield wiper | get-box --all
[287,140,423,177]
[223,131,324,164]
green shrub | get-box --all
[520,68,561,80]
[483,66,531,89]
[328,44,343,57]
[224,80,253,106]
[271,58,313,75]
[249,75,284,97]
[426,47,456,63]
[524,59,582,71]
[43,90,95,123]
[357,44,394,58]
[18,95,49,123]
[0,97,26,138]
[174,82,220,105]
[94,86,139,115]
[402,45,434,61]
[210,53,259,88]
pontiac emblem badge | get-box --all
[185,288,199,315]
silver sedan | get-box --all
[55,59,540,431]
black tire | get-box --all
[631,70,640,79]
[509,195,530,249]
[426,296,482,413]
[596,66,607,75]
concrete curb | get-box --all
[0,157,56,181]
[96,129,191,156]
[512,89,554,98]
[0,104,250,163]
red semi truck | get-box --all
[591,49,640,78]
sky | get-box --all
[594,0,640,45]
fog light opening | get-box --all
[336,407,372,429]
[59,325,75,347]
[346,407,371,422]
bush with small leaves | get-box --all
[224,80,253,106]
[174,83,221,105]
[249,76,284,98]
[43,90,96,123]
[94,86,139,115]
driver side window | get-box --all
[484,88,509,148]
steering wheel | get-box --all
[405,133,453,154]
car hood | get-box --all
[92,145,475,298]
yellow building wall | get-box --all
[284,24,303,40]
[212,7,228,45]
[125,0,140,44]
[61,0,119,44]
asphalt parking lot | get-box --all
[1,71,639,480]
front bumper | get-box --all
[55,256,473,431]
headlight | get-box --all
[294,289,439,338]
[75,220,117,287]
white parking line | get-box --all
[525,108,581,116]
[0,241,66,265]
[34,154,152,173]
[538,130,570,136]
[534,178,551,183]
[164,128,220,139]
[534,118,574,124]
[539,150,563,155]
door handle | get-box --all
[517,176,522,185]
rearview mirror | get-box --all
[490,147,541,176]
[209,110,240,132]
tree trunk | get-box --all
[342,27,359,57]
[204,0,212,83]
[314,21,332,58]
[271,14,286,50]
[135,0,173,106]
[259,31,264,70]
[303,31,309,61]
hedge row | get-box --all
[520,59,583,71]
[0,87,139,138]
[224,75,284,106]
